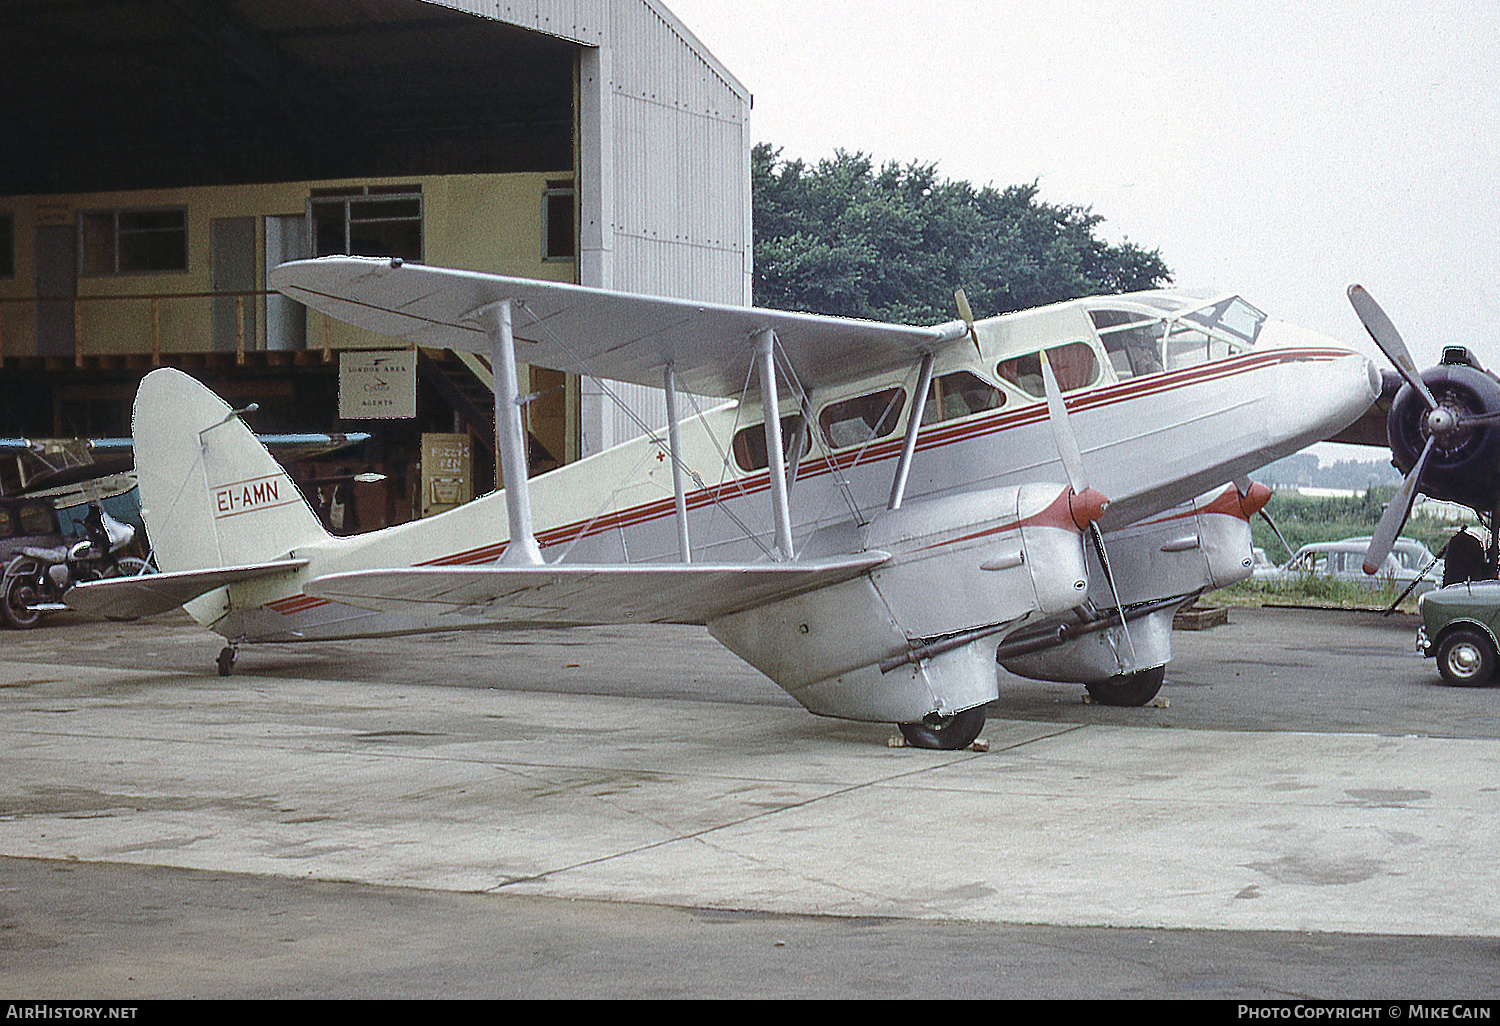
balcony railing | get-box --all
[0,290,336,367]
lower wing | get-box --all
[303,554,890,627]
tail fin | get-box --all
[134,368,329,572]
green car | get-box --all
[1418,581,1500,686]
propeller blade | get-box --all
[1040,350,1090,495]
[1364,435,1437,575]
[1348,285,1439,412]
[1039,350,1136,663]
[1089,522,1138,664]
[954,289,982,356]
[1235,476,1293,558]
[1261,510,1295,560]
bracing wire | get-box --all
[512,302,775,561]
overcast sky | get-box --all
[667,1,1499,460]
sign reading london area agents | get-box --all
[339,350,417,420]
[212,473,300,520]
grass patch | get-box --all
[1213,576,1421,614]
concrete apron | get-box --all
[1,659,1496,938]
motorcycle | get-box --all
[1,503,153,629]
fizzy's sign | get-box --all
[212,474,297,519]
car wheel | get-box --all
[1436,629,1497,687]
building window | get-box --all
[544,180,575,261]
[0,214,13,278]
[80,208,187,275]
[309,185,422,262]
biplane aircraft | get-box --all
[66,256,1383,748]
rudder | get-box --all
[134,368,328,572]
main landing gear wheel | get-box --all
[898,706,987,750]
[1436,629,1496,687]
[216,646,238,677]
[1084,665,1166,707]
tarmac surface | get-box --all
[1,604,1498,999]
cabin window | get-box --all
[17,503,55,536]
[732,414,810,473]
[0,508,12,538]
[922,371,1006,425]
[1092,310,1165,379]
[996,342,1098,397]
[80,208,188,275]
[544,180,575,261]
[310,185,423,263]
[0,213,12,278]
[819,387,907,449]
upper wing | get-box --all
[64,560,310,620]
[269,257,955,398]
[303,554,890,627]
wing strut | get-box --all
[663,362,693,564]
[889,352,936,511]
[477,300,543,566]
[756,329,795,560]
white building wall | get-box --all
[422,0,753,456]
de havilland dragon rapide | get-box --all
[68,257,1398,748]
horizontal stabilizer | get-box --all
[270,257,951,398]
[303,553,891,627]
[64,560,310,620]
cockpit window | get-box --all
[1087,295,1266,376]
[819,387,907,449]
[1184,296,1265,347]
[1092,310,1166,379]
[996,342,1098,397]
[922,371,1006,425]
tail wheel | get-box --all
[1085,665,1166,707]
[1436,628,1497,687]
[1,559,44,630]
[899,706,986,750]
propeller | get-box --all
[1038,351,1136,664]
[1364,435,1438,576]
[1348,285,1440,412]
[1234,477,1294,558]
[954,289,983,357]
[1346,285,1468,574]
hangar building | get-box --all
[0,0,752,530]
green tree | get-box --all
[752,144,1172,323]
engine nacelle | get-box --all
[707,483,1091,723]
[1388,349,1500,512]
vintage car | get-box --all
[0,496,66,565]
[1260,538,1443,595]
[1417,580,1500,686]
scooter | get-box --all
[1,503,152,629]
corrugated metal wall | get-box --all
[423,0,753,454]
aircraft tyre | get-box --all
[898,706,986,750]
[217,646,238,677]
[1,559,44,630]
[1436,629,1496,687]
[1084,665,1166,707]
